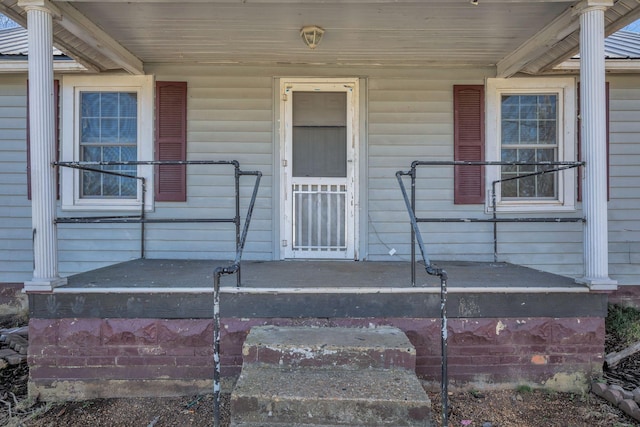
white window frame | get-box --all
[486,77,576,213]
[61,75,154,211]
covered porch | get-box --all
[4,0,633,293]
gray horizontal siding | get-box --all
[607,75,640,285]
[0,76,32,283]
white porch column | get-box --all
[575,0,616,289]
[20,0,66,292]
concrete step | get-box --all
[242,325,416,370]
[230,365,432,426]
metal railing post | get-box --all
[212,267,222,427]
[396,169,450,427]
[439,271,448,427]
[235,164,241,287]
[140,177,146,258]
[410,164,417,286]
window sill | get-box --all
[61,200,153,212]
[486,202,576,214]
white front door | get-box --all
[280,79,358,259]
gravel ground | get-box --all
[8,387,639,427]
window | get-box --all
[486,78,575,212]
[61,75,153,210]
[80,91,138,198]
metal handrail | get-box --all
[396,169,449,427]
[212,166,262,427]
[55,160,262,427]
[54,160,262,287]
[396,159,584,427]
[401,160,585,285]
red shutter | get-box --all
[577,82,609,201]
[27,79,60,200]
[155,81,187,202]
[453,85,485,204]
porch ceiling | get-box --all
[2,0,640,75]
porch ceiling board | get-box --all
[54,1,144,74]
[4,1,640,74]
[2,0,576,70]
[63,1,572,68]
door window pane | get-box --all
[292,92,347,178]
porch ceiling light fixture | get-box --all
[470,0,479,4]
[300,25,325,49]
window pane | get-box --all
[519,95,538,105]
[81,92,101,117]
[537,95,557,119]
[121,178,137,197]
[538,121,556,144]
[537,173,555,197]
[103,146,120,162]
[120,93,137,117]
[520,121,538,144]
[520,103,537,120]
[536,148,555,163]
[82,146,101,162]
[517,149,535,173]
[100,93,119,117]
[501,179,517,198]
[81,118,100,143]
[120,118,137,142]
[82,170,101,196]
[501,148,517,162]
[103,174,120,197]
[121,146,136,162]
[519,176,536,197]
[100,118,119,142]
[501,104,519,120]
[501,121,519,144]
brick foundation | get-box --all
[28,316,605,400]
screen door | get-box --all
[281,81,357,259]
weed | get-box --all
[516,384,533,394]
[606,304,640,347]
[469,388,484,398]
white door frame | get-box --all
[279,78,359,259]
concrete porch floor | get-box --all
[57,258,583,291]
[28,258,606,320]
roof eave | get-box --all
[497,0,640,77]
[0,58,88,73]
[551,57,640,73]
[1,0,143,74]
